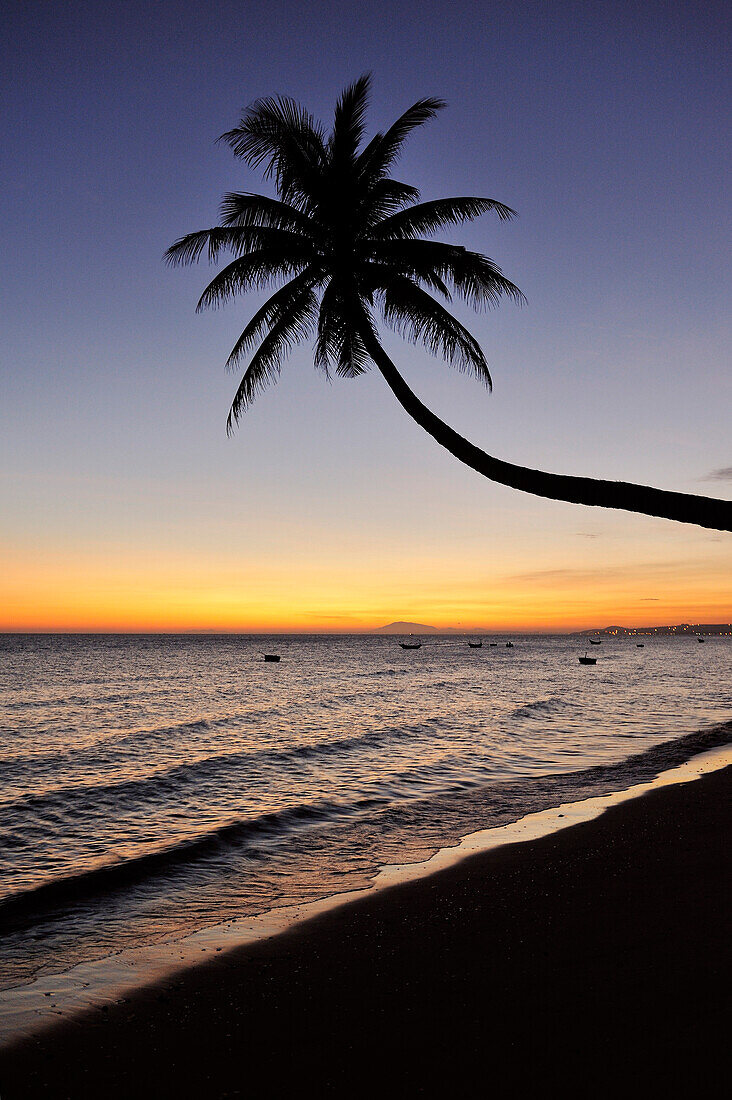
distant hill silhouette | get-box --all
[372,621,438,634]
[583,623,731,636]
[372,621,469,634]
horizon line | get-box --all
[3,623,730,637]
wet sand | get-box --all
[1,765,729,1097]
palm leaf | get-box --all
[196,245,313,312]
[360,179,421,228]
[370,239,524,307]
[314,280,371,377]
[380,276,492,384]
[165,225,314,268]
[330,74,371,163]
[165,227,256,266]
[227,288,319,431]
[357,97,445,183]
[219,96,326,209]
[219,193,316,236]
[361,257,452,301]
[225,266,323,370]
[372,197,517,240]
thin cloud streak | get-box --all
[507,559,721,586]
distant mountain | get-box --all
[581,623,731,636]
[371,621,472,634]
[371,621,440,634]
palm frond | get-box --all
[313,282,337,373]
[357,97,445,182]
[372,197,517,240]
[360,179,421,228]
[164,227,253,266]
[219,193,315,236]
[165,225,314,267]
[370,240,525,308]
[219,96,326,208]
[380,276,492,385]
[196,245,313,312]
[314,280,371,377]
[330,73,371,163]
[361,257,452,301]
[443,249,524,308]
[337,329,370,377]
[227,288,319,431]
[225,266,323,370]
[313,280,347,374]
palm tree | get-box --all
[166,75,730,532]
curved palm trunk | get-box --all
[359,327,731,532]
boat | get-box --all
[589,638,601,645]
[636,643,645,648]
[468,642,483,649]
[578,651,597,665]
[697,636,706,643]
[263,654,281,663]
[489,642,498,647]
[400,642,422,650]
[505,641,514,648]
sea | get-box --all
[0,632,730,1028]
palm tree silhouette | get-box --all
[166,75,730,532]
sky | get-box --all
[1,0,730,632]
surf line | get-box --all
[1,740,730,1048]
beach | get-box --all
[1,760,729,1097]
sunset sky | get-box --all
[2,0,730,632]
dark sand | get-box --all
[1,765,729,1098]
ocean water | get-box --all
[0,632,730,1002]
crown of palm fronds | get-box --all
[166,74,524,433]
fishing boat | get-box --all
[400,642,422,650]
[263,654,281,663]
[578,651,597,665]
[468,641,483,649]
[589,638,601,645]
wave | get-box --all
[3,720,729,938]
[569,719,731,785]
[510,696,578,720]
[357,667,412,677]
[0,711,274,775]
[0,793,390,931]
[0,719,439,821]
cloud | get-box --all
[701,467,732,482]
[640,597,660,601]
[508,559,710,587]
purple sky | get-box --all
[2,0,730,629]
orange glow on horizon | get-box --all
[3,540,730,634]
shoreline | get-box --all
[1,736,729,1046]
[1,747,730,1094]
